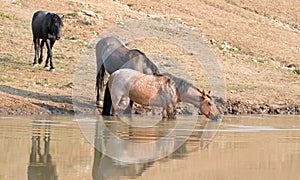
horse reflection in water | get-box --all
[28,121,57,180]
[92,116,221,179]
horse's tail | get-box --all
[95,64,106,104]
[102,82,112,116]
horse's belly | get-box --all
[129,88,161,106]
[129,76,164,106]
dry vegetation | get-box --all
[0,0,299,115]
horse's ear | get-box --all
[208,90,211,96]
[202,89,206,96]
[61,15,64,21]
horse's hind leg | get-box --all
[111,96,123,115]
[38,40,45,65]
[124,100,133,114]
[110,90,124,116]
[102,84,112,115]
[33,37,39,66]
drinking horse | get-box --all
[102,69,179,119]
[103,72,221,120]
[95,37,160,105]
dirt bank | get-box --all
[0,0,299,116]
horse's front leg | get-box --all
[33,37,40,66]
[162,108,168,119]
[165,105,176,119]
[45,39,55,72]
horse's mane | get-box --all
[50,13,64,26]
[161,73,199,94]
[130,49,145,56]
[129,49,160,74]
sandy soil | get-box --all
[0,0,299,115]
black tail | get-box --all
[102,83,112,116]
[95,64,106,103]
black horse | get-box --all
[31,11,64,71]
[95,37,160,106]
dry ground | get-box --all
[0,0,299,115]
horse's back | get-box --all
[31,11,49,37]
[96,37,129,73]
[32,11,47,25]
[109,69,143,91]
[129,73,178,107]
[110,69,143,84]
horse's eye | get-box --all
[208,102,212,106]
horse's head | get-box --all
[199,90,221,121]
[49,14,64,40]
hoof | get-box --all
[50,68,55,72]
[96,101,103,106]
[33,63,38,67]
[45,66,50,70]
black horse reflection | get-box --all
[28,121,58,180]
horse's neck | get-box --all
[180,86,201,107]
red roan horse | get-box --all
[104,69,179,119]
[103,71,221,120]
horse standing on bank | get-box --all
[95,37,160,105]
[31,11,64,71]
[102,69,179,119]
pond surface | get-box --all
[0,115,299,180]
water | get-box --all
[0,115,299,180]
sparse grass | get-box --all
[84,19,96,25]
[35,78,51,87]
[0,75,14,83]
[59,82,73,89]
[256,58,269,63]
[86,43,94,49]
[228,84,257,91]
[293,69,300,75]
[0,12,13,20]
[54,54,67,60]
[68,56,76,61]
[67,9,80,17]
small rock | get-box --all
[82,10,97,17]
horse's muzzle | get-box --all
[209,113,221,121]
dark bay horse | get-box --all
[95,37,160,105]
[103,69,179,119]
[32,11,64,71]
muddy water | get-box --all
[0,115,299,180]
